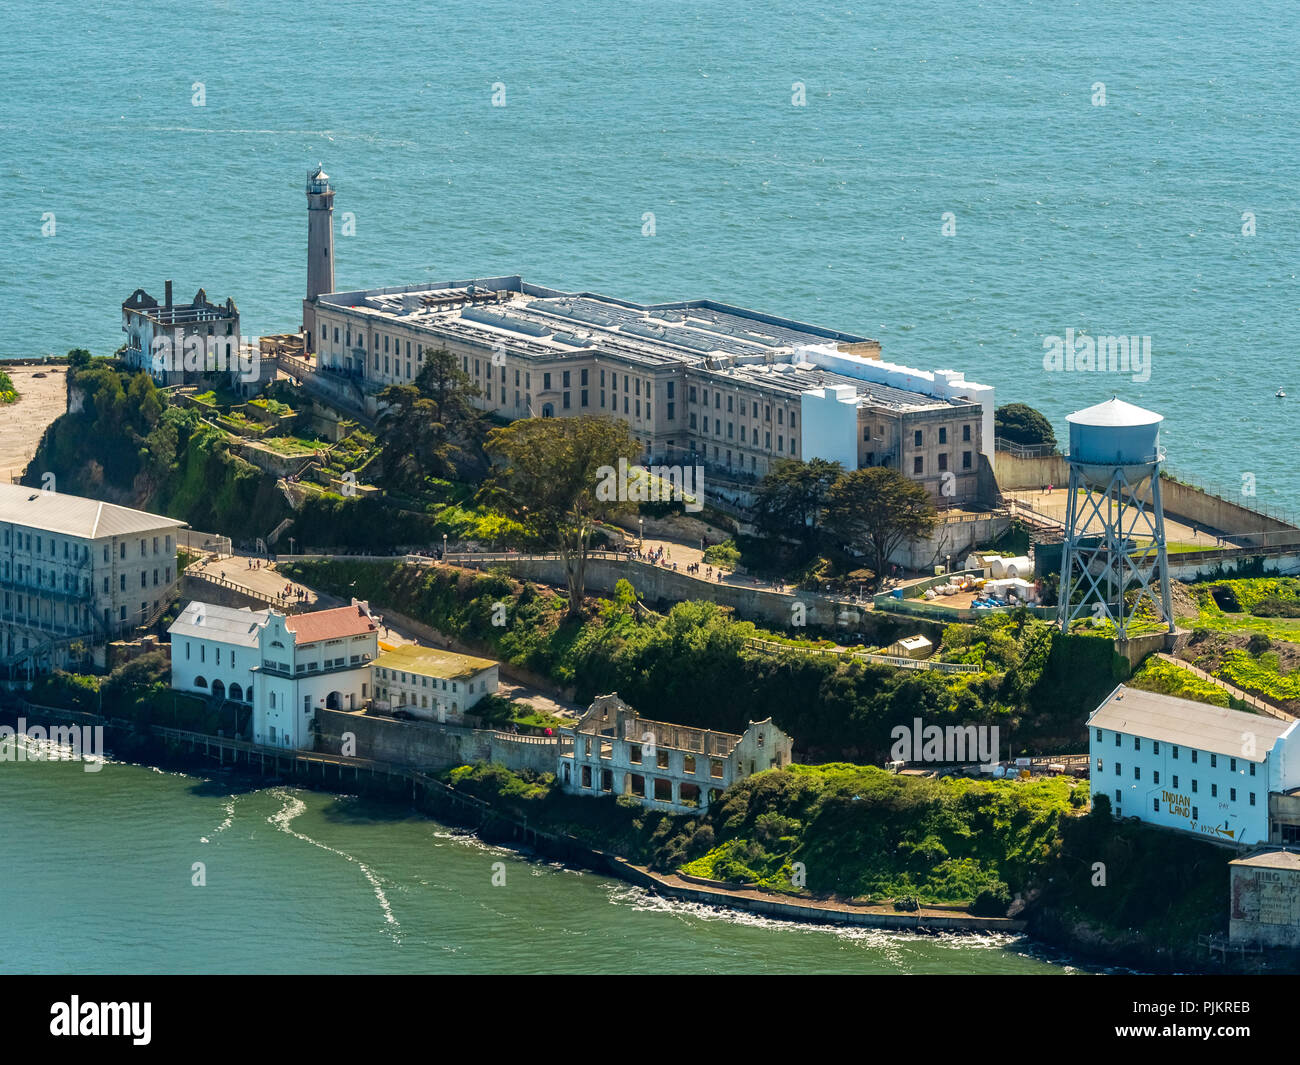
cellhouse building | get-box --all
[299,169,997,508]
[1088,684,1300,846]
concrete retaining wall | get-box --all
[315,707,557,774]
[1150,479,1298,546]
[993,452,1070,492]
[456,554,895,635]
[994,453,1298,545]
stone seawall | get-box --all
[613,860,1027,933]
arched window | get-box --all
[194,676,208,688]
[229,683,243,702]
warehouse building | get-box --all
[1087,684,1300,846]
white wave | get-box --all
[266,790,400,939]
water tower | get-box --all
[1057,397,1174,638]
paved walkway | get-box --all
[1005,488,1227,546]
[188,553,581,720]
[1155,653,1295,721]
[191,555,322,607]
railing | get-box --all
[184,568,301,611]
[1153,654,1295,722]
[994,438,1059,459]
[488,730,557,746]
[742,636,980,674]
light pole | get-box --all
[639,517,644,547]
[443,533,448,560]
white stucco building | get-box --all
[557,693,794,813]
[253,603,379,749]
[169,601,262,706]
[167,598,379,749]
[1088,684,1300,846]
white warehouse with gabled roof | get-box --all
[1087,684,1300,846]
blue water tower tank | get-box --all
[1066,397,1163,478]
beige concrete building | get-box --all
[557,693,794,813]
[0,482,185,674]
[1229,850,1300,949]
[305,275,995,506]
[372,643,499,723]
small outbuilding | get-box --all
[886,634,934,659]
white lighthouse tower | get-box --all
[1057,397,1175,639]
[303,165,335,353]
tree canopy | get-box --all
[480,415,642,615]
[751,457,843,553]
[824,466,937,586]
[375,349,487,486]
[994,403,1057,450]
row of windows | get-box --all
[904,425,973,446]
[1098,759,1257,804]
[376,667,468,694]
[1096,729,1257,775]
[688,388,797,428]
[3,563,172,593]
[0,531,172,559]
[687,414,795,455]
[911,452,974,475]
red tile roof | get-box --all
[285,604,376,644]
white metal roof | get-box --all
[168,601,268,649]
[0,482,186,540]
[1088,684,1294,763]
[1067,396,1162,428]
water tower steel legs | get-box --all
[1058,465,1174,639]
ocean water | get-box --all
[2,0,1298,509]
[0,1,1294,971]
[0,742,1082,974]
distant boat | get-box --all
[1277,388,1287,398]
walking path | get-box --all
[1154,652,1295,721]
[187,552,581,720]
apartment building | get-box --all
[0,483,184,673]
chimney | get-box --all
[165,280,173,309]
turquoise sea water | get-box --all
[0,743,1083,974]
[2,0,1299,507]
[0,1,1295,971]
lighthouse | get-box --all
[303,165,335,352]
